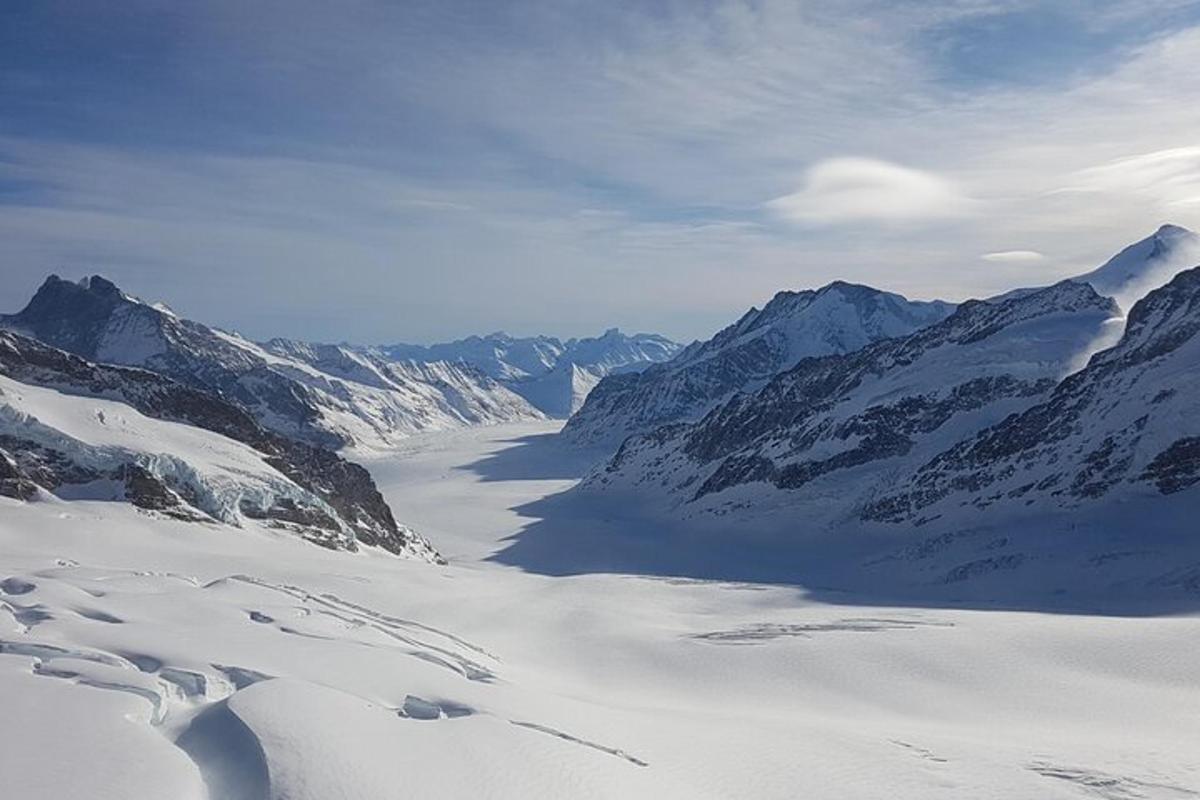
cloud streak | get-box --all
[982,250,1046,263]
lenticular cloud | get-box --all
[767,157,974,226]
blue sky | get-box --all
[3,0,1200,343]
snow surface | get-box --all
[3,421,1198,798]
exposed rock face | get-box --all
[114,462,205,520]
[0,431,102,490]
[583,281,1120,526]
[0,447,38,500]
[0,276,541,449]
[0,331,440,560]
[563,281,954,448]
[865,265,1200,523]
[1142,437,1200,495]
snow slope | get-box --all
[2,422,1198,799]
[381,328,682,417]
[563,281,954,448]
[0,276,543,449]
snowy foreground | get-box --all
[2,422,1198,799]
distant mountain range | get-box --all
[576,225,1200,545]
[381,329,682,417]
[0,275,544,450]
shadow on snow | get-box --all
[462,435,1200,617]
[454,432,610,483]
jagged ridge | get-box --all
[563,281,955,448]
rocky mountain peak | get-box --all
[20,273,128,316]
[4,273,152,362]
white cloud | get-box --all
[766,158,974,226]
[981,250,1046,263]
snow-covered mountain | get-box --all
[1073,223,1200,310]
[0,276,542,449]
[258,337,543,438]
[866,264,1200,524]
[381,329,682,416]
[578,227,1200,546]
[0,330,439,560]
[562,281,954,447]
[583,281,1119,526]
[985,224,1200,308]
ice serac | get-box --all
[379,328,681,417]
[583,281,1119,526]
[866,265,1200,523]
[563,281,955,448]
[0,330,440,560]
[0,275,541,449]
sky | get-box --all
[2,0,1200,344]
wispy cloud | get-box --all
[1057,147,1200,210]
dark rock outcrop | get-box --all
[0,447,38,500]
